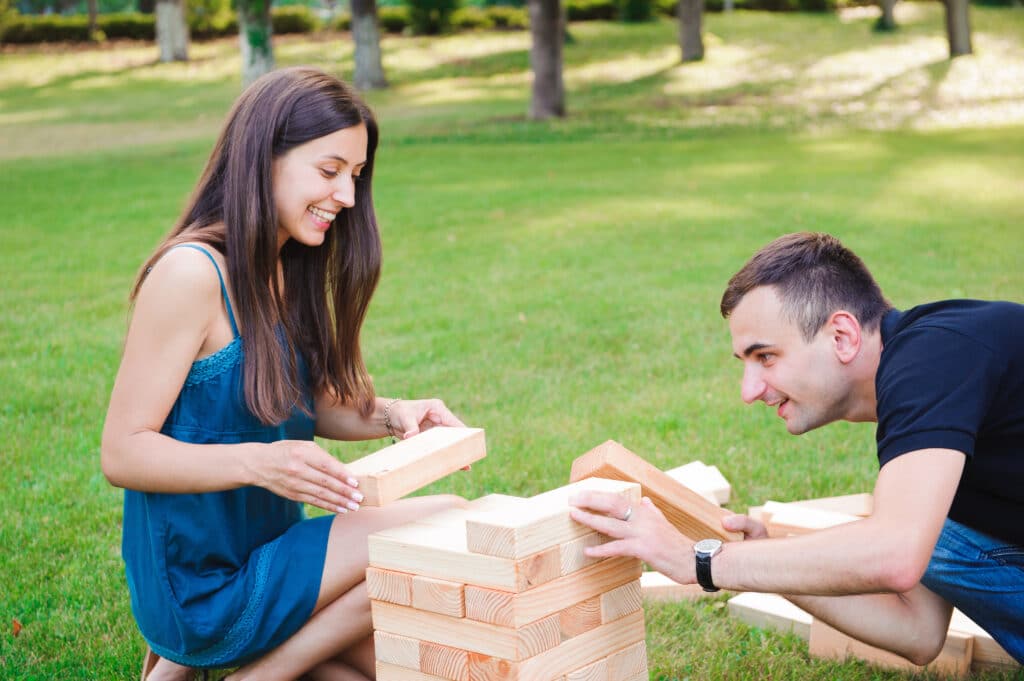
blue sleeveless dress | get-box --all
[121,245,334,668]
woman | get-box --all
[101,67,466,681]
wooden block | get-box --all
[569,441,741,542]
[372,600,562,661]
[367,567,414,606]
[564,657,607,681]
[467,609,646,681]
[464,556,641,627]
[640,570,717,602]
[664,461,731,505]
[369,514,560,592]
[600,579,642,623]
[949,609,1021,672]
[727,592,812,640]
[412,574,465,618]
[788,492,872,517]
[621,673,648,681]
[809,617,973,677]
[606,640,647,679]
[746,505,766,524]
[348,427,486,506]
[762,501,859,538]
[420,640,469,681]
[558,596,602,640]
[374,630,421,670]
[559,532,606,576]
[466,478,641,559]
[376,661,447,681]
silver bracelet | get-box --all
[383,398,402,443]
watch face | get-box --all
[694,538,723,555]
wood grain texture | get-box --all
[569,440,741,542]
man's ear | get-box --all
[829,311,862,364]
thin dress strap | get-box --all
[172,244,241,339]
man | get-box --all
[570,232,1024,664]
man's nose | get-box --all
[741,364,766,404]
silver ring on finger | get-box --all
[621,505,633,522]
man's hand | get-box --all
[569,492,696,585]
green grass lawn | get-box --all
[2,5,1024,679]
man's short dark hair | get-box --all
[720,232,892,341]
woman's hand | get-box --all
[388,398,465,440]
[254,440,364,514]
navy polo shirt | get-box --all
[876,300,1024,545]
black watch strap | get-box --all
[694,538,722,592]
[695,552,718,592]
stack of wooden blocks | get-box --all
[366,477,649,680]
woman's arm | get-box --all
[314,395,466,441]
[101,248,361,514]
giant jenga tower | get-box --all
[366,477,649,681]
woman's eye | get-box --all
[320,169,338,178]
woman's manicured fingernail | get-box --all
[352,491,364,503]
[346,501,360,511]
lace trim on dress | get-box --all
[184,337,243,387]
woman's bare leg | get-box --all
[226,495,464,681]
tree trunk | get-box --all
[87,0,98,37]
[238,0,274,87]
[351,0,387,91]
[528,0,565,119]
[875,0,896,31]
[156,0,189,62]
[943,0,972,57]
[677,0,703,62]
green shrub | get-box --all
[188,0,233,38]
[451,5,493,29]
[565,0,617,20]
[378,5,409,32]
[485,4,527,28]
[98,11,154,39]
[271,4,320,33]
[405,0,458,34]
[618,0,653,21]
[332,10,351,30]
[1,13,91,43]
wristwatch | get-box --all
[694,538,723,592]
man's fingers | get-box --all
[569,507,625,537]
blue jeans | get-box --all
[921,517,1024,664]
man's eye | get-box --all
[758,353,774,364]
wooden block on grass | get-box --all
[366,567,414,606]
[348,427,486,506]
[371,600,562,661]
[412,574,465,618]
[569,440,741,542]
[464,556,641,627]
[727,592,812,640]
[369,515,561,592]
[664,461,731,505]
[789,492,872,517]
[809,617,973,677]
[640,570,719,602]
[420,640,469,681]
[374,630,421,670]
[762,501,860,538]
[558,595,603,640]
[465,478,641,559]
[949,609,1021,672]
[559,532,606,576]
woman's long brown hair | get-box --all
[133,67,381,424]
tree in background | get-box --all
[156,0,189,60]
[677,0,703,61]
[352,0,387,90]
[238,0,274,85]
[528,0,564,118]
[944,0,971,56]
[875,0,896,31]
